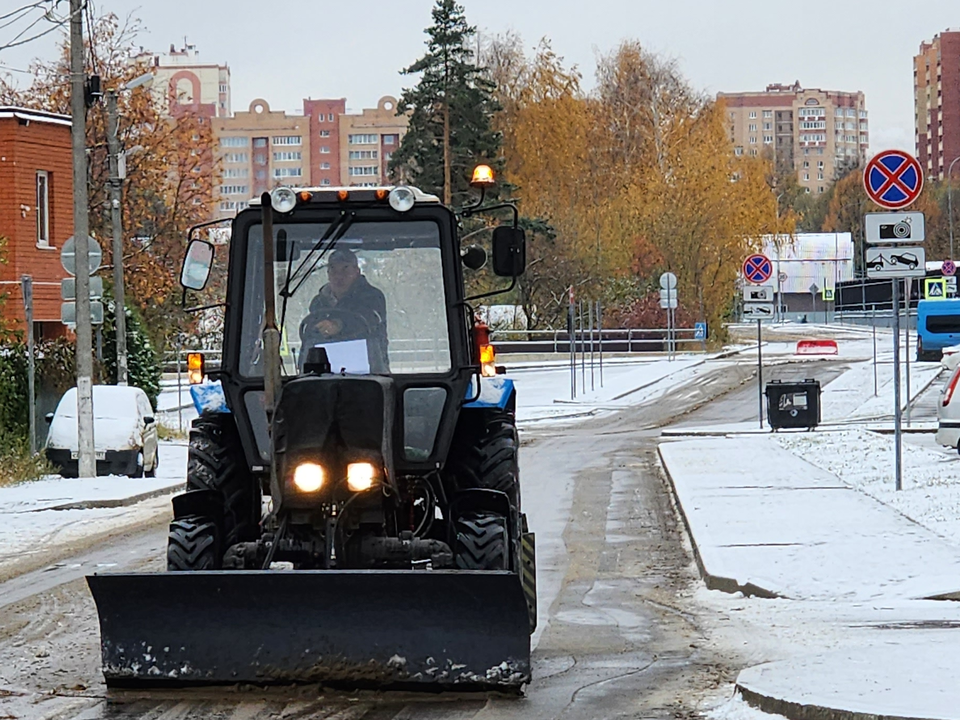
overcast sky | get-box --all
[2,1,958,153]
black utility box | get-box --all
[765,379,821,431]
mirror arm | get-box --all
[460,199,519,228]
[464,274,517,303]
[183,302,227,314]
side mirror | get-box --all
[460,245,487,270]
[180,239,215,291]
[491,226,526,277]
[143,416,155,425]
[45,412,54,424]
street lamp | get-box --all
[106,71,153,385]
[947,156,960,262]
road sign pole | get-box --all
[21,277,36,455]
[568,289,575,399]
[107,89,128,385]
[70,0,95,478]
[872,305,878,396]
[892,279,903,491]
[905,279,912,426]
[757,319,764,430]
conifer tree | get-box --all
[389,0,501,205]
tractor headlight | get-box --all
[293,462,325,492]
[270,186,297,214]
[388,186,416,213]
[346,462,377,492]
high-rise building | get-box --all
[138,43,231,119]
[718,83,869,194]
[211,96,408,218]
[915,29,960,181]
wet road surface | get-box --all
[0,358,766,719]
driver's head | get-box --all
[327,248,360,296]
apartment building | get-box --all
[211,96,408,218]
[0,107,72,338]
[137,43,231,119]
[915,29,960,181]
[718,83,869,194]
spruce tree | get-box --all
[389,0,502,206]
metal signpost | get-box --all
[660,272,678,361]
[864,151,925,491]
[20,277,36,455]
[60,235,105,327]
[742,254,774,429]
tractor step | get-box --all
[87,569,530,689]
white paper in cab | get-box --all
[313,339,370,374]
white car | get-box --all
[45,385,159,478]
[941,344,960,371]
[936,365,960,452]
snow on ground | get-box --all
[776,429,960,547]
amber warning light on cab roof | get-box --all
[470,164,495,188]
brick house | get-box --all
[0,107,72,340]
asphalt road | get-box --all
[0,358,763,720]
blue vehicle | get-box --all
[917,298,960,360]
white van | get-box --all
[45,385,159,478]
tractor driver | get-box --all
[299,248,389,373]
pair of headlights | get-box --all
[292,461,378,493]
[269,186,416,214]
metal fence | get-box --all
[490,328,706,354]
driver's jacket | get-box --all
[300,276,389,373]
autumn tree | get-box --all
[390,0,501,206]
[3,13,218,350]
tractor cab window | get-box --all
[241,220,451,377]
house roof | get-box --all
[0,106,71,127]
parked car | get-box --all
[936,364,960,452]
[45,385,159,478]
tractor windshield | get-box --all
[240,219,451,377]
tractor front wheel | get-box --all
[454,512,509,570]
[167,516,219,571]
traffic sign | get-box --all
[809,283,820,295]
[659,288,678,309]
[863,150,923,210]
[60,300,104,326]
[864,212,925,244]
[659,272,677,290]
[694,322,707,340]
[61,276,103,300]
[822,288,835,302]
[60,235,102,276]
[947,276,957,296]
[743,302,774,319]
[943,260,957,277]
[865,246,926,278]
[742,254,773,284]
[743,285,774,303]
[925,278,947,300]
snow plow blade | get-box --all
[86,569,530,689]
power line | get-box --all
[0,1,71,53]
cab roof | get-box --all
[248,186,441,206]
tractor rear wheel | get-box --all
[449,410,520,508]
[167,516,218,570]
[454,512,509,570]
[187,413,260,554]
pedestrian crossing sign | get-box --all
[822,288,835,302]
[925,278,947,300]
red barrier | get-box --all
[796,339,839,355]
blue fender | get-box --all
[463,376,515,410]
[189,380,231,415]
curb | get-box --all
[33,482,184,512]
[736,680,925,720]
[656,443,779,599]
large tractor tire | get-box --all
[167,516,218,570]
[449,410,520,508]
[455,512,509,570]
[187,414,260,554]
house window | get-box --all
[322,178,332,186]
[220,185,249,195]
[749,111,757,119]
[748,123,757,132]
[273,167,303,178]
[225,152,248,163]
[272,136,302,146]
[348,134,378,144]
[320,162,331,169]
[320,130,331,137]
[253,138,268,148]
[734,146,743,156]
[348,166,378,176]
[348,150,378,160]
[383,135,396,145]
[273,151,302,162]
[763,135,773,144]
[320,146,330,154]
[36,171,50,247]
[327,113,335,122]
[763,110,773,118]
[220,136,248,147]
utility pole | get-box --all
[106,89,128,385]
[70,0,96,477]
